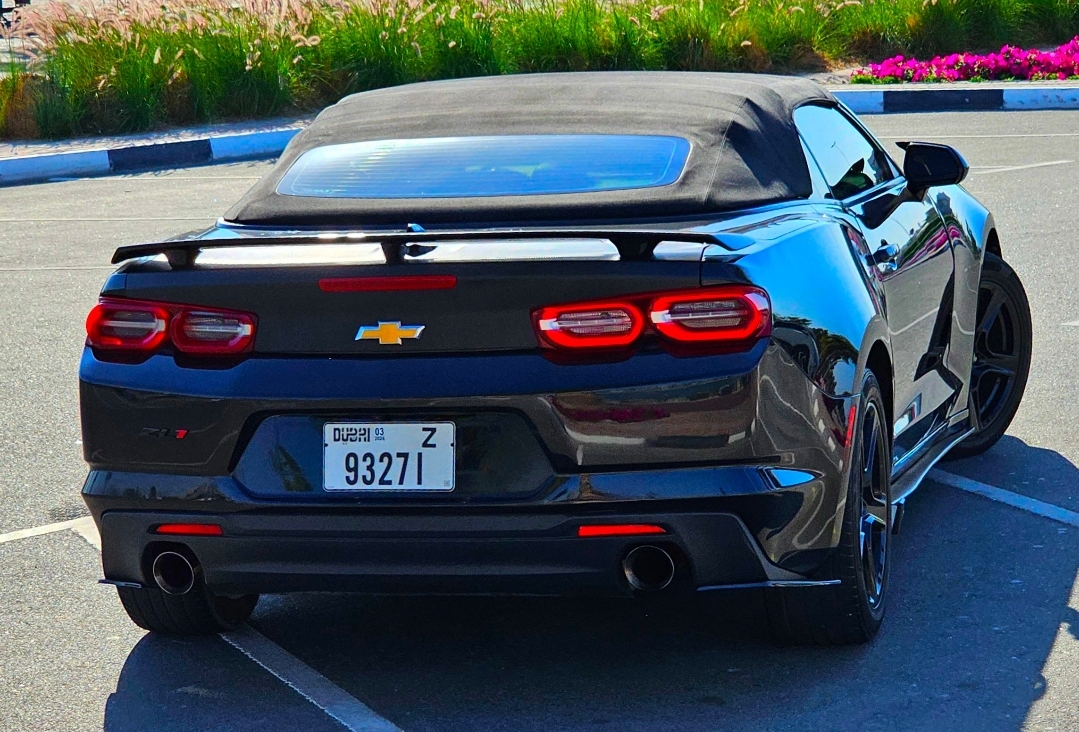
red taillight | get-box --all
[154,523,223,536]
[86,300,170,351]
[649,287,771,343]
[534,302,644,349]
[86,298,256,357]
[532,286,770,352]
[172,309,256,354]
[577,524,667,538]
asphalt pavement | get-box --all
[2,111,1079,731]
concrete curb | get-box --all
[0,127,301,186]
[833,86,1079,114]
[1,85,1078,186]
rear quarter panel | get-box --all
[704,212,887,400]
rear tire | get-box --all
[766,370,891,645]
[948,252,1031,460]
[117,578,258,636]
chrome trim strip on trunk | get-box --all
[112,228,728,267]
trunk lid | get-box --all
[111,240,705,355]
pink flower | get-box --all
[853,36,1079,82]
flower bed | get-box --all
[852,37,1079,82]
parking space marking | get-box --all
[221,627,401,732]
[970,160,1074,175]
[0,516,98,545]
[876,133,1079,138]
[71,518,101,550]
[66,176,264,181]
[9,467,1073,732]
[0,266,117,272]
[930,469,1079,528]
[0,513,398,731]
[0,217,211,222]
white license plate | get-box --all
[323,422,455,491]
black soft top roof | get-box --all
[224,72,834,227]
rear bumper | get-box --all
[96,507,807,596]
[80,342,857,584]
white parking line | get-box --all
[71,518,101,550]
[9,467,1073,732]
[877,133,1079,139]
[0,516,98,545]
[969,160,1074,176]
[0,266,117,272]
[1,514,398,730]
[221,627,401,732]
[0,217,211,222]
[929,469,1079,528]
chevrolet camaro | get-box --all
[80,72,1031,644]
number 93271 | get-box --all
[323,422,455,491]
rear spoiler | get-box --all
[111,229,728,268]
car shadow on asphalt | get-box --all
[236,477,1077,732]
[1064,607,1079,642]
[102,458,1079,732]
[944,434,1079,512]
[101,633,344,732]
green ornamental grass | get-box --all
[3,0,1079,138]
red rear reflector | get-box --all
[86,300,170,351]
[649,286,771,343]
[534,302,644,349]
[172,309,256,355]
[319,275,458,292]
[844,403,858,447]
[577,524,667,538]
[154,523,223,536]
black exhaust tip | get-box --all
[622,545,675,591]
[152,551,196,595]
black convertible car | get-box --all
[81,72,1031,645]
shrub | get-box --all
[5,0,1079,138]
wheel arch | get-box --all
[985,228,1002,260]
[927,185,995,262]
[864,341,894,433]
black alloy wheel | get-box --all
[972,278,1022,426]
[858,399,890,610]
[949,252,1031,459]
[766,370,891,645]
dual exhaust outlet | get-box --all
[621,545,675,592]
[151,545,676,596]
[151,550,198,595]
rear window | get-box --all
[276,135,691,199]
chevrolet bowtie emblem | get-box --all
[355,321,425,345]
